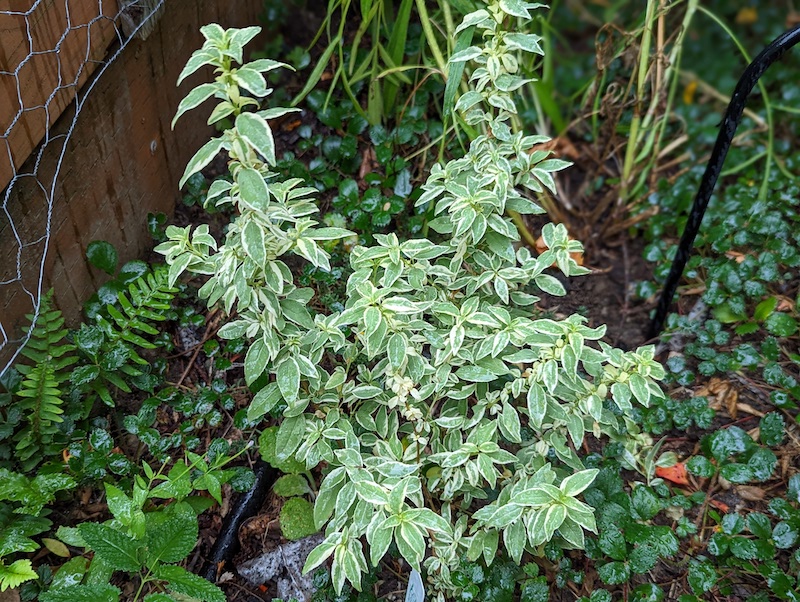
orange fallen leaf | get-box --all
[656,462,690,486]
[709,499,730,513]
[534,234,585,266]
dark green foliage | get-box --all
[686,426,778,484]
[642,162,800,407]
[86,241,118,275]
[636,394,714,435]
[5,292,77,470]
[73,266,177,406]
[583,468,682,586]
[275,87,443,245]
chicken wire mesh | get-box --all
[0,0,165,378]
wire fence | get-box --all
[0,0,165,378]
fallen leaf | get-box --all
[724,251,748,264]
[736,402,764,418]
[735,485,766,501]
[710,498,730,513]
[776,296,794,312]
[656,462,690,486]
[534,234,584,266]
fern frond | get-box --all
[73,266,178,406]
[13,292,76,471]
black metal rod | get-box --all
[202,460,276,582]
[648,23,800,340]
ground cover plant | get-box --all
[1,1,800,601]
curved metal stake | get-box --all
[647,24,800,340]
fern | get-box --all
[13,292,77,470]
[73,266,177,406]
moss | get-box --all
[279,497,317,541]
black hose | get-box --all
[647,23,800,340]
[202,460,277,582]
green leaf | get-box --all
[747,447,777,481]
[172,83,219,128]
[145,502,199,565]
[395,521,425,570]
[746,512,772,540]
[78,522,142,572]
[291,36,340,106]
[772,521,798,549]
[87,241,118,275]
[631,486,660,520]
[686,455,715,478]
[520,577,550,602]
[155,564,225,602]
[236,112,276,165]
[759,413,785,447]
[0,559,39,591]
[709,427,750,461]
[242,220,267,267]
[687,560,717,594]
[277,357,301,405]
[764,312,797,337]
[597,561,630,585]
[631,584,664,602]
[248,382,282,421]
[598,527,627,560]
[39,584,121,602]
[237,168,269,212]
[273,474,310,497]
[275,415,306,462]
[754,297,778,322]
[179,138,224,188]
[560,469,598,497]
[719,462,754,483]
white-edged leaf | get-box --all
[236,112,276,165]
[179,138,224,188]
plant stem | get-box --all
[415,0,447,75]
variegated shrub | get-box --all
[159,5,666,599]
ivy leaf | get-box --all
[597,561,630,585]
[87,241,118,275]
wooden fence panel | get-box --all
[0,0,265,369]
